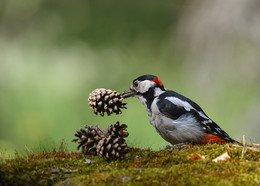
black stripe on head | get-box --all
[134,74,164,88]
[134,75,158,82]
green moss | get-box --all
[0,143,259,185]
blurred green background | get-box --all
[0,0,260,156]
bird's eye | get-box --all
[133,81,138,87]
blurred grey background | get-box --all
[0,0,259,156]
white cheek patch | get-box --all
[137,80,156,93]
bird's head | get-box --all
[121,75,166,99]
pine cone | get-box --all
[107,121,129,138]
[72,125,105,155]
[96,136,128,161]
[72,121,129,161]
[88,88,127,116]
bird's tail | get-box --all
[200,133,239,144]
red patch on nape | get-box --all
[201,134,227,144]
[151,77,163,87]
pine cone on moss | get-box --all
[96,136,128,161]
[72,125,105,155]
[72,121,129,161]
[88,88,127,116]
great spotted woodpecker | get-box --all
[122,75,237,145]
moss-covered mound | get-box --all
[0,143,259,185]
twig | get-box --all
[241,135,246,158]
[24,144,34,155]
[232,144,260,152]
[204,150,216,157]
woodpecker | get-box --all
[121,75,237,145]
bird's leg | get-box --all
[165,143,190,150]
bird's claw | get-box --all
[165,143,190,150]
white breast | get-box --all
[148,98,204,144]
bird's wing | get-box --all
[156,98,188,120]
[157,91,235,142]
[157,91,207,120]
[159,91,206,113]
[198,118,235,143]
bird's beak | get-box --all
[121,88,136,98]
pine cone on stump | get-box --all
[72,121,129,161]
[88,88,127,116]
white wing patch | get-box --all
[198,111,209,119]
[216,127,223,133]
[202,119,212,125]
[165,97,195,111]
[165,97,209,119]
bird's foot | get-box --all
[165,143,190,150]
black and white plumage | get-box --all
[122,75,237,145]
